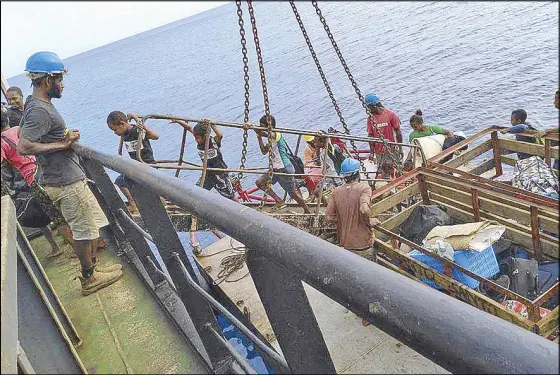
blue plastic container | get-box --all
[409,245,499,289]
[408,250,445,289]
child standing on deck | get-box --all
[170,120,237,201]
[500,109,542,160]
[248,115,311,213]
[107,111,160,213]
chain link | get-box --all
[311,1,403,176]
[247,0,275,210]
[289,1,367,176]
[236,0,251,184]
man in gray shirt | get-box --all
[17,51,123,296]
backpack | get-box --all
[505,257,539,299]
[328,144,347,174]
[14,190,51,228]
[282,138,305,177]
[525,123,545,146]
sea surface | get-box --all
[5,2,559,373]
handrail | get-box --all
[73,143,559,374]
[141,113,421,149]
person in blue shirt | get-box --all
[501,109,541,160]
[250,115,311,213]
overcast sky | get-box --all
[1,1,229,78]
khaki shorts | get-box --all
[45,180,109,241]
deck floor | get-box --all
[30,231,207,374]
[195,236,449,374]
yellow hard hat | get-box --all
[303,135,315,142]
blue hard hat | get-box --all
[340,157,361,176]
[25,51,67,74]
[364,93,380,105]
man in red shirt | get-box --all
[364,93,403,166]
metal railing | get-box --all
[74,143,559,375]
[116,207,291,373]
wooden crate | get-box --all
[427,126,559,178]
[370,167,559,338]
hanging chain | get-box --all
[289,0,367,176]
[236,0,251,184]
[247,0,275,210]
[311,0,403,175]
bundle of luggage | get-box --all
[509,156,559,199]
[398,205,559,317]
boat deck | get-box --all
[29,231,207,374]
[194,236,449,374]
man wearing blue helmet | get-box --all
[364,93,403,166]
[325,157,380,256]
[325,157,380,326]
[17,51,123,296]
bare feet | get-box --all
[97,238,107,249]
[269,201,285,212]
[126,202,139,215]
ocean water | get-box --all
[6,1,559,189]
[5,2,559,373]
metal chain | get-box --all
[289,0,367,176]
[311,0,403,175]
[247,0,275,210]
[236,0,251,184]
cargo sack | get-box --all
[424,220,506,251]
[398,205,453,245]
[505,257,539,299]
[512,156,559,197]
[440,134,468,163]
[411,134,446,168]
[14,191,51,228]
[502,300,551,319]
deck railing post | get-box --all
[416,175,431,204]
[128,185,235,373]
[544,139,552,168]
[176,127,188,178]
[80,158,166,286]
[128,184,199,282]
[490,131,503,177]
[471,188,480,222]
[246,250,336,374]
[529,206,543,261]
